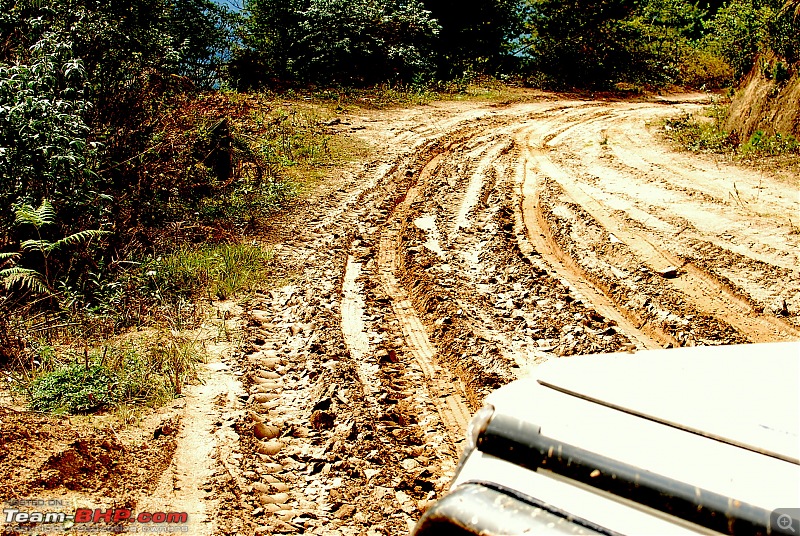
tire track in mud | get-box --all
[515,144,667,350]
[337,116,527,452]
[517,104,800,343]
[341,257,380,397]
[376,151,473,442]
[599,111,800,326]
[228,95,797,536]
[528,104,798,342]
[230,133,486,534]
[384,107,639,393]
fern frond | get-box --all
[13,203,42,227]
[49,229,110,250]
[37,199,56,223]
[0,267,50,295]
[21,239,51,252]
[14,199,56,228]
[0,252,20,263]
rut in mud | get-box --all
[224,93,798,535]
[3,92,798,536]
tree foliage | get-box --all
[420,0,526,77]
[296,0,440,84]
[0,33,94,238]
[770,0,800,63]
[232,0,796,88]
[232,0,305,85]
[705,0,774,78]
[0,0,237,324]
[703,0,799,81]
[522,0,713,88]
[0,0,234,219]
[234,0,440,87]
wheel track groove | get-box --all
[519,112,800,343]
[377,151,473,444]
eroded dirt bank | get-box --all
[3,92,798,536]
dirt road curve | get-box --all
[3,93,798,536]
[221,92,798,535]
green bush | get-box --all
[677,46,734,88]
[664,111,734,152]
[741,130,799,156]
[29,364,119,413]
[773,61,789,82]
[199,175,295,230]
[26,335,201,414]
[665,111,800,159]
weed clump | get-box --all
[741,130,799,157]
[664,108,736,153]
[29,364,118,413]
[19,332,204,415]
[664,106,799,159]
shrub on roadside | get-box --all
[665,110,800,159]
[740,130,800,156]
[677,47,735,88]
[25,332,204,414]
[664,111,735,152]
[29,363,119,413]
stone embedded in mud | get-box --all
[257,440,284,455]
[254,400,280,411]
[271,481,290,492]
[252,375,281,384]
[401,458,419,471]
[252,393,279,403]
[310,410,335,430]
[657,266,679,279]
[254,422,281,440]
[260,358,284,370]
[258,492,290,505]
[261,462,283,473]
[247,354,284,370]
[252,482,271,493]
[252,380,283,392]
[256,502,281,513]
[336,504,357,519]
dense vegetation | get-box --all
[1,0,797,413]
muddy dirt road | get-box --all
[227,92,798,535]
[3,92,798,536]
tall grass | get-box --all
[147,243,274,301]
[19,333,203,414]
[4,243,272,415]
